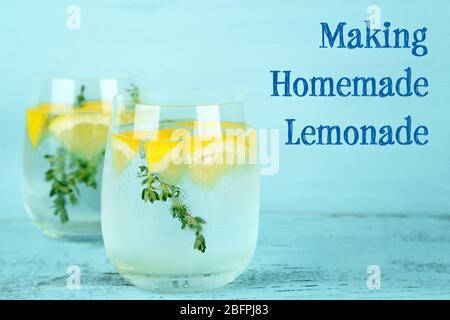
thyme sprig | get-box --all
[74,85,86,108]
[126,83,140,105]
[45,148,100,223]
[138,165,207,253]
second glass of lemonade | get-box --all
[23,77,136,240]
[101,89,260,291]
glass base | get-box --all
[25,202,102,241]
[119,269,244,292]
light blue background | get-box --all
[1,0,449,219]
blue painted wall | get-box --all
[1,0,448,218]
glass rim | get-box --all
[114,88,249,108]
[25,101,112,116]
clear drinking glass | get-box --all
[22,77,136,240]
[101,89,260,291]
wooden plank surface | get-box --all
[1,212,450,299]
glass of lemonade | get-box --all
[101,89,260,291]
[23,77,136,240]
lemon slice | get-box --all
[188,140,231,187]
[26,105,50,149]
[26,103,70,148]
[49,113,110,161]
[111,129,186,182]
[188,132,256,187]
[111,129,181,176]
[144,138,186,185]
[26,101,111,149]
[111,133,140,173]
[112,123,256,186]
[144,128,220,184]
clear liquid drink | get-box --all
[101,90,260,291]
[22,78,132,240]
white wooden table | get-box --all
[1,212,450,299]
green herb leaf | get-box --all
[138,166,207,253]
[74,85,86,108]
[126,84,140,104]
[45,147,101,223]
